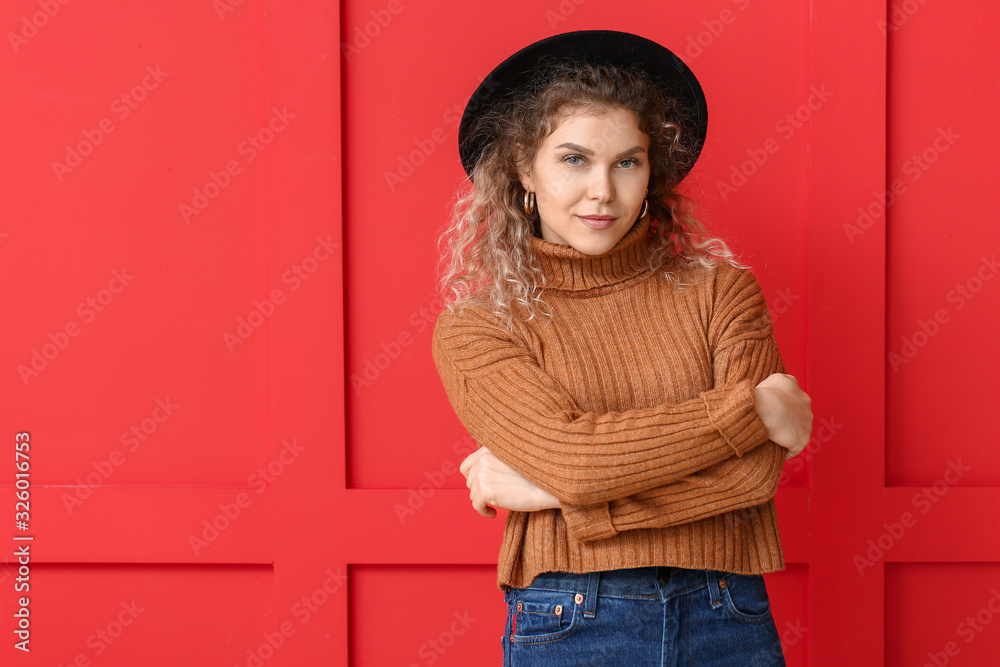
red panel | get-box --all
[808,0,888,663]
[884,488,1000,562]
[1,0,344,663]
[886,563,1000,666]
[0,564,272,666]
[1,0,270,487]
[349,565,504,666]
[885,1,1000,486]
[767,565,811,667]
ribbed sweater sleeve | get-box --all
[558,266,787,541]
[430,265,774,508]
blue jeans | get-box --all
[501,566,786,666]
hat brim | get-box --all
[458,29,708,182]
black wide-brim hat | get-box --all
[458,29,708,182]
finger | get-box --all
[469,487,484,514]
[471,494,492,517]
[459,451,474,477]
[459,448,482,477]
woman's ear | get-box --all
[514,145,534,192]
[517,169,534,192]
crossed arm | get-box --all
[457,339,794,541]
[433,264,809,542]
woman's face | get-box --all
[519,106,651,256]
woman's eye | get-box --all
[619,158,639,168]
[563,155,584,166]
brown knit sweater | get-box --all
[431,214,787,591]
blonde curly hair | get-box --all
[435,60,747,331]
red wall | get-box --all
[1,0,996,665]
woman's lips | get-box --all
[578,215,616,230]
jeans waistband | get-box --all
[509,566,715,601]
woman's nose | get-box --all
[587,169,614,201]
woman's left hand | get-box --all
[459,446,561,517]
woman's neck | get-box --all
[528,216,654,292]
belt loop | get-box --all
[583,571,600,618]
[705,569,723,609]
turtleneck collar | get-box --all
[529,215,654,292]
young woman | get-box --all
[431,30,812,666]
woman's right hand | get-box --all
[753,373,813,458]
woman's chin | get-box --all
[568,238,617,256]
[570,226,631,255]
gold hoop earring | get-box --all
[523,190,536,215]
[639,198,649,219]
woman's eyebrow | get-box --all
[554,143,647,158]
